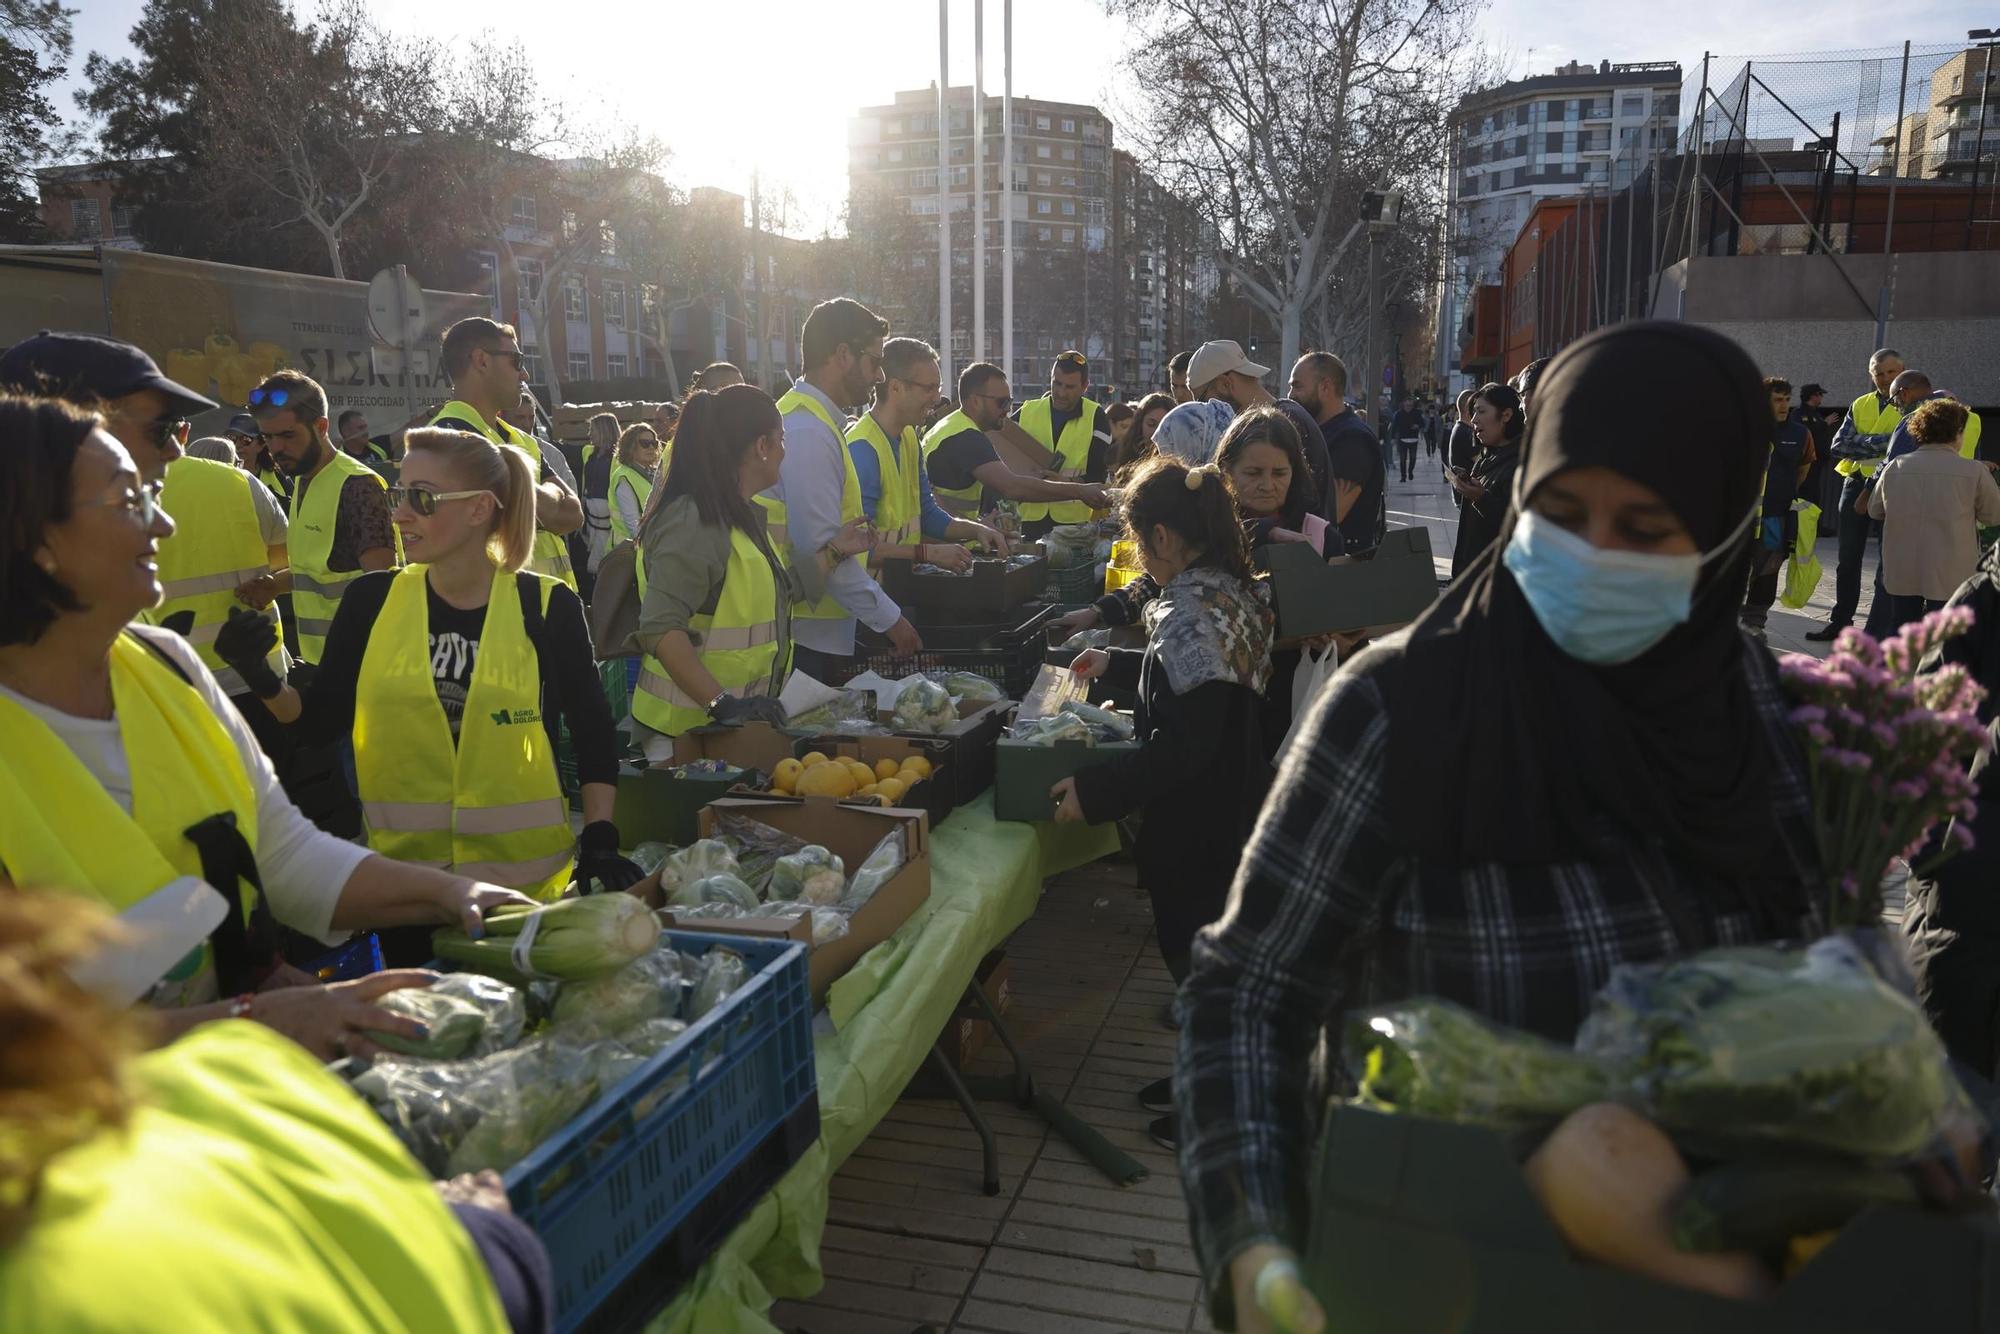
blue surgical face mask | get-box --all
[1503,507,1749,665]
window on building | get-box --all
[1061,199,1076,215]
[1060,117,1076,133]
[1060,227,1075,243]
[516,257,543,305]
[1036,198,1051,214]
[562,277,585,322]
[70,198,100,239]
[1548,131,1565,153]
[1036,114,1051,130]
[1061,173,1077,187]
[607,353,628,379]
[1037,226,1053,241]
[913,168,939,189]
[522,345,544,385]
[888,117,903,134]
[1036,144,1051,159]
[111,203,135,239]
[511,193,537,227]
[472,251,501,314]
[889,147,904,163]
[1546,99,1567,120]
[604,281,626,328]
[1621,95,1645,116]
[567,350,591,382]
[1037,170,1052,186]
[561,209,579,241]
[599,225,618,256]
[1060,146,1075,161]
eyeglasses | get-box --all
[971,391,1013,409]
[143,415,190,449]
[80,481,165,525]
[388,486,502,517]
[247,387,292,407]
[482,346,525,368]
[895,378,943,396]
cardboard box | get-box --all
[1305,1105,2000,1333]
[694,794,932,1002]
[796,734,956,830]
[612,762,746,847]
[992,735,1143,822]
[947,956,1011,1070]
[671,721,807,776]
[1260,528,1440,639]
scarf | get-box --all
[1143,565,1274,695]
[1380,321,1793,885]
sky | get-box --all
[59,0,1995,233]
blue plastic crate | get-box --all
[502,930,818,1334]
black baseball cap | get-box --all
[227,412,259,437]
[0,330,219,416]
[1799,383,1826,400]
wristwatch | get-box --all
[705,690,730,717]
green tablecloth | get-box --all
[649,794,1118,1332]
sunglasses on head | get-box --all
[248,387,292,407]
[388,485,501,517]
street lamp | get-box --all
[1360,189,1405,422]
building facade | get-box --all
[1923,48,1998,182]
[1439,59,1681,389]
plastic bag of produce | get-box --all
[1011,712,1095,747]
[893,677,957,732]
[1346,998,1615,1134]
[549,948,684,1034]
[350,1036,602,1177]
[710,813,813,895]
[844,832,905,910]
[431,894,661,985]
[936,671,1005,705]
[367,973,528,1061]
[670,872,761,913]
[1577,936,1982,1162]
[658,838,742,900]
[756,900,853,945]
[786,688,876,736]
[1060,699,1135,741]
[688,948,750,1020]
[630,842,675,877]
[1060,628,1111,653]
[771,845,847,905]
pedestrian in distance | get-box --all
[1738,376,1811,642]
[1866,400,2000,635]
[1168,349,1195,404]
[1806,347,1906,642]
[1447,381,1524,578]
[1287,352,1383,555]
[1174,323,1811,1334]
[1389,395,1424,483]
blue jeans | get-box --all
[1829,472,1881,628]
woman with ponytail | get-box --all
[224,427,642,918]
[628,385,872,761]
[1050,454,1274,1152]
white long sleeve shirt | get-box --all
[761,377,902,656]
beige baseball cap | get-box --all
[1186,339,1270,395]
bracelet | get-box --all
[226,993,255,1020]
[1253,1255,1303,1318]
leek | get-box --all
[432,894,660,984]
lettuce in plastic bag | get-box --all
[1011,712,1095,747]
[1060,699,1135,741]
[549,949,684,1035]
[940,672,1005,704]
[1346,998,1614,1134]
[844,833,905,910]
[367,974,527,1061]
[658,839,741,899]
[670,871,761,913]
[688,948,749,1020]
[893,678,957,732]
[772,845,846,905]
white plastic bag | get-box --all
[1281,642,1339,756]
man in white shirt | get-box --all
[764,298,922,678]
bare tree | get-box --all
[1111,0,1489,374]
[198,0,443,279]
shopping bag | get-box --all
[1780,500,1823,610]
[1282,642,1340,756]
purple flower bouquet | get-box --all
[1777,608,1990,930]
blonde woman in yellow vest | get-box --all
[226,428,643,905]
[850,337,1008,577]
[0,893,533,1333]
[609,422,663,546]
[232,370,400,664]
[428,317,584,591]
[628,385,873,764]
[0,395,532,1060]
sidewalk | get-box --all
[1388,461,1869,660]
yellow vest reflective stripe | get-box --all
[762,386,866,621]
[257,465,289,499]
[1016,395,1100,523]
[848,412,923,548]
[1834,392,1904,479]
[608,461,655,546]
[429,400,578,591]
[0,632,260,1007]
[921,408,987,513]
[153,455,284,696]
[632,525,784,738]
[288,448,393,662]
[353,567,574,900]
[0,1021,512,1333]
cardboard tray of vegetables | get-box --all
[338,898,818,1334]
[1305,936,2000,1332]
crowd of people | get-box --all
[0,294,1994,1334]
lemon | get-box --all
[876,776,908,804]
[771,758,804,793]
[874,757,902,781]
[800,751,829,770]
[899,755,934,780]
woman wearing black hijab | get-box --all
[1172,324,1820,1334]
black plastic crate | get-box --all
[851,605,1058,699]
[899,554,1050,623]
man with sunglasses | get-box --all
[0,332,298,742]
[1010,349,1115,536]
[923,363,1113,523]
[761,297,922,673]
[428,318,583,593]
[848,338,1007,579]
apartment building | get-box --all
[1923,47,1998,181]
[1108,148,1216,395]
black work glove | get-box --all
[708,694,789,728]
[214,606,285,699]
[574,821,645,895]
[158,609,197,638]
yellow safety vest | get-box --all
[429,399,578,591]
[1016,395,1100,524]
[632,521,785,739]
[608,460,655,546]
[288,447,394,663]
[151,455,285,697]
[0,631,260,1007]
[759,386,866,621]
[921,408,987,515]
[0,1021,511,1334]
[353,566,575,900]
[1834,392,1905,479]
[257,465,289,500]
[848,411,923,549]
